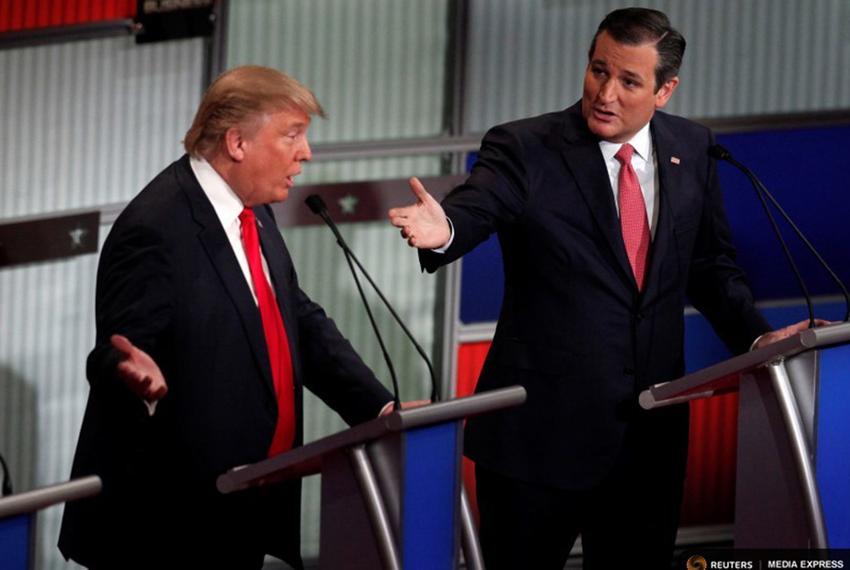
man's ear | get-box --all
[654,76,679,109]
[223,127,247,162]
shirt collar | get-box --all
[189,155,245,229]
[598,121,653,164]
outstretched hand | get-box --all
[111,334,168,401]
[388,177,451,249]
[754,318,834,349]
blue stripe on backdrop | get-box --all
[458,124,850,324]
[715,125,850,300]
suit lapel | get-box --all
[559,108,635,290]
[175,157,277,400]
[642,116,681,302]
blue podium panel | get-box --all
[816,343,850,548]
[402,422,460,570]
[0,514,33,570]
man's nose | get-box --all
[299,139,312,162]
[597,79,617,102]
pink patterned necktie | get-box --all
[239,208,295,456]
[614,143,651,290]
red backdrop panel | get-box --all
[0,0,136,33]
[456,340,737,526]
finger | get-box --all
[138,376,153,391]
[152,384,168,399]
[388,209,413,228]
[408,177,432,203]
[110,334,134,357]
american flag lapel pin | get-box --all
[670,156,681,165]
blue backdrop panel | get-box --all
[458,124,850,324]
[716,125,850,300]
[683,301,847,373]
[816,343,850,548]
[402,422,460,570]
[0,514,32,570]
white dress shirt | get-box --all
[598,122,659,237]
[189,156,271,305]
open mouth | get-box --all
[593,107,617,121]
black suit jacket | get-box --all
[421,104,770,491]
[59,155,392,568]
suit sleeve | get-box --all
[291,271,394,425]
[86,220,175,394]
[687,129,772,354]
[419,125,530,272]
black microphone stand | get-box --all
[306,194,441,407]
[0,452,12,496]
[710,144,850,323]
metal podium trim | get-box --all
[349,445,401,570]
[767,362,828,548]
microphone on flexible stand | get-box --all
[0,452,12,496]
[305,195,440,405]
[709,144,849,323]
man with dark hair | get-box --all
[59,66,393,569]
[390,7,815,569]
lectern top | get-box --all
[217,386,527,494]
[640,322,850,408]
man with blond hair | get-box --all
[59,65,392,569]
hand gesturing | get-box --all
[388,177,451,249]
[111,334,168,401]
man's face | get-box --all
[232,107,312,206]
[581,31,678,143]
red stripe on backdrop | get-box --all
[456,341,492,523]
[680,391,738,525]
[0,0,136,33]
[456,340,738,526]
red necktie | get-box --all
[239,208,295,456]
[614,143,651,290]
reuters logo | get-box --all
[687,555,707,570]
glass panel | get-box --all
[227,0,449,144]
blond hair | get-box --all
[183,65,325,157]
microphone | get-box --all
[0,452,12,496]
[709,144,849,323]
[305,195,440,405]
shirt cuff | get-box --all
[379,401,396,417]
[749,333,767,352]
[430,217,455,254]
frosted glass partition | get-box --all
[227,0,449,144]
[0,36,203,219]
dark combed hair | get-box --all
[589,7,686,91]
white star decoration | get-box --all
[68,227,88,249]
[338,194,359,215]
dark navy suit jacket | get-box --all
[59,155,392,568]
[421,103,770,491]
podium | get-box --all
[640,322,850,549]
[0,476,101,570]
[218,385,526,570]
